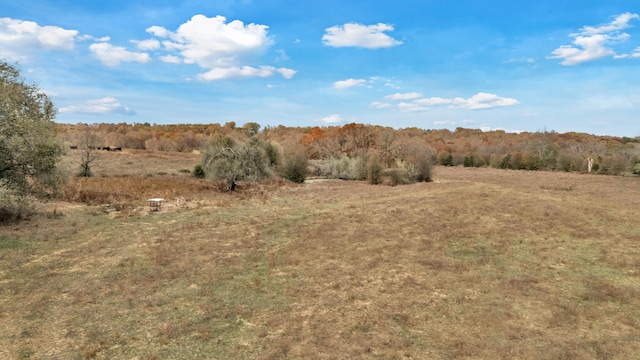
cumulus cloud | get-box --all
[198,65,296,81]
[379,92,519,112]
[0,17,78,60]
[334,78,366,89]
[550,12,640,65]
[58,97,135,115]
[144,14,294,81]
[318,114,344,124]
[322,22,402,49]
[385,92,422,100]
[149,15,272,68]
[89,42,151,67]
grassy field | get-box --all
[1,149,640,359]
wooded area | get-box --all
[55,122,640,176]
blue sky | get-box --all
[1,0,639,136]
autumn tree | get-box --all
[0,61,66,220]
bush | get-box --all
[0,193,34,223]
[193,164,205,178]
[280,149,308,183]
[402,142,435,182]
[409,154,434,182]
[263,141,280,167]
[384,168,409,186]
[332,156,367,180]
[367,154,383,184]
[440,153,454,166]
[202,137,273,191]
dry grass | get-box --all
[1,152,640,359]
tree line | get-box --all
[56,122,640,177]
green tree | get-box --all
[202,137,273,191]
[0,61,66,219]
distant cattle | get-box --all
[69,145,78,149]
[79,146,122,151]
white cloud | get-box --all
[144,14,293,81]
[334,78,366,89]
[414,96,464,106]
[370,101,393,109]
[146,25,170,38]
[322,22,402,49]
[160,55,182,64]
[550,12,640,65]
[277,68,297,79]
[581,12,639,35]
[89,42,151,67]
[0,17,78,60]
[133,38,161,51]
[398,102,428,112]
[385,92,422,100]
[633,47,640,57]
[59,97,135,115]
[380,92,519,111]
[459,92,520,110]
[197,65,296,81]
[318,114,343,124]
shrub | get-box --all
[440,153,454,166]
[0,193,33,223]
[384,168,409,186]
[367,154,383,184]
[202,137,273,191]
[193,164,205,178]
[402,142,435,182]
[332,156,367,180]
[409,154,434,182]
[280,149,308,183]
[263,141,280,167]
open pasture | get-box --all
[1,149,640,359]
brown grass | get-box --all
[1,152,640,359]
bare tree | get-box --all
[75,125,102,177]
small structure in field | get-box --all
[147,198,165,211]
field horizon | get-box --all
[1,149,640,359]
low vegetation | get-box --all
[1,149,640,359]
